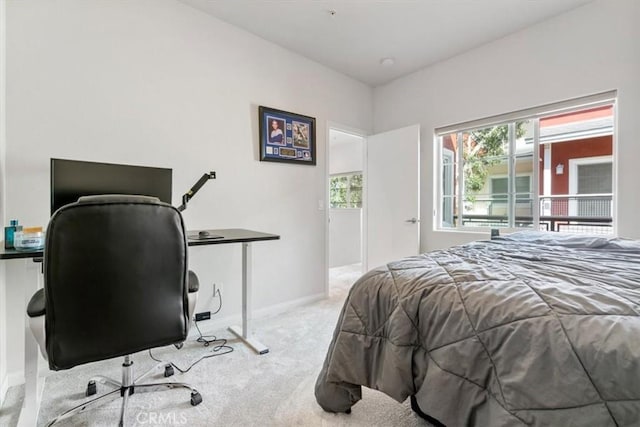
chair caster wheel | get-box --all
[164,364,174,377]
[190,391,203,406]
[86,380,97,396]
[345,408,351,414]
[174,342,184,350]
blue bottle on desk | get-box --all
[4,219,22,249]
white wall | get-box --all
[3,0,372,383]
[329,132,363,175]
[0,0,8,406]
[373,0,640,251]
[329,209,361,268]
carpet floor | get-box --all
[0,264,429,426]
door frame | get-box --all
[325,122,367,298]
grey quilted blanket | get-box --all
[315,232,640,426]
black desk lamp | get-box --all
[177,171,216,212]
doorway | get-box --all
[325,123,421,298]
[327,127,365,297]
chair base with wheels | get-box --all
[27,271,201,426]
[45,355,202,427]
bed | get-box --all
[315,232,640,426]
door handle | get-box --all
[405,218,419,224]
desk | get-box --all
[0,248,44,427]
[3,228,278,426]
[187,228,280,355]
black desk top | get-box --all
[186,228,280,246]
[0,229,279,260]
[0,248,43,260]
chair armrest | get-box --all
[27,288,45,318]
[188,270,200,293]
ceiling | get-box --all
[180,0,594,87]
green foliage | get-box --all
[330,173,362,208]
[330,175,348,208]
[463,122,527,206]
[349,174,363,207]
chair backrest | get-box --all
[44,195,189,370]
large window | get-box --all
[436,93,615,234]
[330,173,362,208]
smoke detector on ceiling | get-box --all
[380,57,395,67]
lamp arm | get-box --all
[177,171,216,212]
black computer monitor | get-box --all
[50,158,172,215]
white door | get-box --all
[365,124,420,270]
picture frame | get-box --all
[259,106,316,166]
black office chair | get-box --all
[26,195,202,426]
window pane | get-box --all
[515,176,531,193]
[577,162,612,217]
[577,163,612,193]
[349,174,363,208]
[464,156,508,228]
[514,176,533,219]
[514,120,534,227]
[330,176,348,208]
[538,105,614,234]
[330,173,363,209]
[464,125,508,159]
[491,177,508,199]
[462,121,531,228]
[462,125,508,228]
[441,134,458,227]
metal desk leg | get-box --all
[18,258,45,427]
[228,242,269,355]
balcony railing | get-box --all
[539,193,612,218]
[456,214,612,234]
[452,194,613,234]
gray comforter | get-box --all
[315,232,640,426]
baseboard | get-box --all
[4,364,50,389]
[0,374,8,408]
[6,371,24,388]
[189,292,326,338]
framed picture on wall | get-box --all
[259,106,316,165]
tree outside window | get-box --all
[330,173,362,208]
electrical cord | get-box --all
[149,337,233,374]
[211,288,223,315]
[148,287,233,373]
[194,288,222,346]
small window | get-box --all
[570,157,613,218]
[330,173,362,208]
[491,176,531,200]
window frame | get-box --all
[434,91,616,232]
[441,148,455,226]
